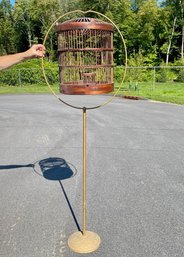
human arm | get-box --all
[0,44,45,71]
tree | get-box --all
[166,16,177,64]
[79,0,111,14]
[13,0,63,60]
[162,0,184,61]
[0,0,16,54]
[155,6,179,64]
[179,0,184,59]
[79,0,134,65]
[0,0,183,65]
[127,0,160,65]
[29,0,63,61]
[14,0,34,51]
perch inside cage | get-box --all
[56,17,114,95]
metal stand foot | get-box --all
[68,231,101,253]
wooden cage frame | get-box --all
[56,17,114,95]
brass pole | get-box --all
[83,107,87,236]
[67,106,101,253]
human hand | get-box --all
[24,44,46,59]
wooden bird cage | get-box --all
[56,17,114,95]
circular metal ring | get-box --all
[41,9,127,110]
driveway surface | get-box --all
[0,94,184,257]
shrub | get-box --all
[0,60,59,86]
[0,69,19,86]
[114,66,124,83]
[156,68,176,82]
[175,69,184,82]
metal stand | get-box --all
[68,107,101,253]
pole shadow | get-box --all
[0,157,81,232]
[0,164,34,169]
[36,157,81,232]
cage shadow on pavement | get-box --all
[36,157,81,232]
[0,157,81,232]
[38,157,76,180]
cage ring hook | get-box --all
[41,9,127,110]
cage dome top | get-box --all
[56,17,113,32]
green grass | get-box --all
[0,81,184,105]
[114,82,184,105]
[0,83,59,94]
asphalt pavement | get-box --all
[0,94,184,257]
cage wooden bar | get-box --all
[56,17,114,95]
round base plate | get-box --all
[68,231,101,253]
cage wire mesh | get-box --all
[56,17,114,94]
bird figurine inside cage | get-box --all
[56,17,114,95]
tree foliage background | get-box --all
[0,0,184,66]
